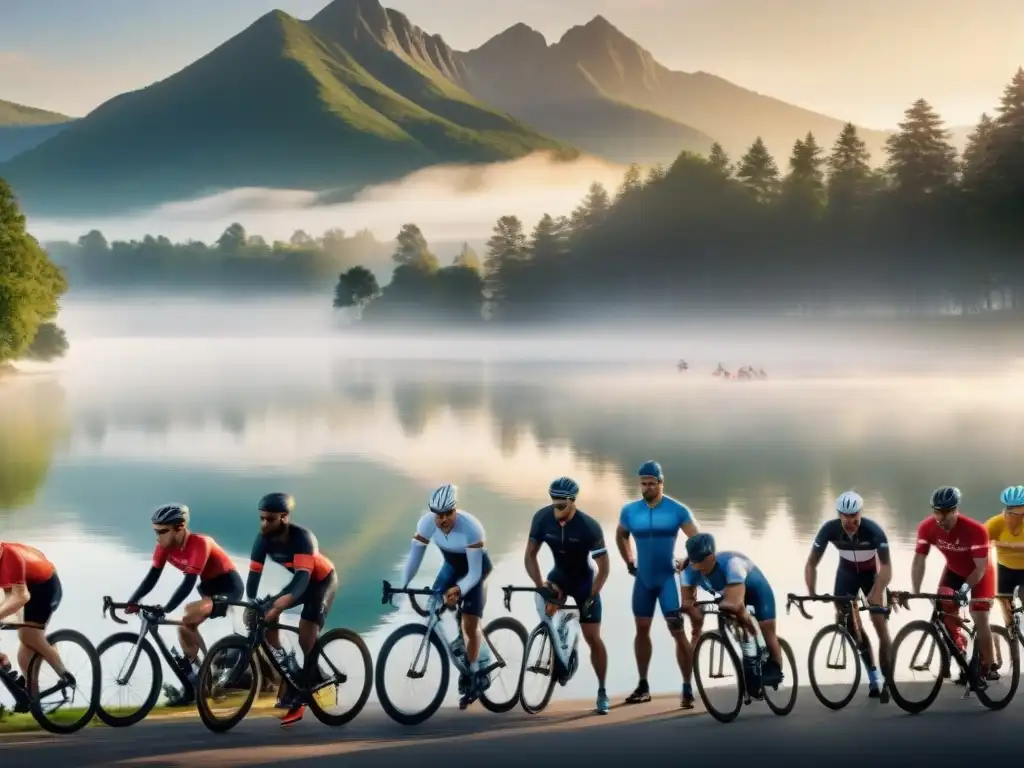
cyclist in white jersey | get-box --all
[402,484,494,691]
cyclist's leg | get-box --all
[969,564,996,671]
[459,561,491,667]
[630,578,658,682]
[745,580,782,667]
[297,571,338,656]
[656,577,692,684]
[18,574,65,679]
[572,575,606,687]
[996,564,1018,628]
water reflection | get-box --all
[2,354,1023,700]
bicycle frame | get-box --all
[893,591,982,689]
[102,597,192,690]
[502,585,581,680]
[381,581,503,679]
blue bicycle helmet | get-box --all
[638,460,663,480]
[1001,485,1024,508]
[685,532,716,563]
[549,477,580,500]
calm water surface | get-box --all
[2,328,1023,705]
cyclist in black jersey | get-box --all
[805,491,893,700]
[524,477,611,714]
[246,492,339,726]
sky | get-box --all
[1,0,1023,130]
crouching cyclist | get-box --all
[680,533,785,689]
[127,504,244,705]
[0,541,74,697]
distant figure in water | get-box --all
[677,359,689,372]
[713,362,728,377]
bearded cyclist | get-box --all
[804,491,892,700]
[908,486,996,685]
[615,460,700,708]
[127,504,243,706]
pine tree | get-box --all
[615,164,643,203]
[453,242,481,271]
[529,214,568,262]
[484,215,529,306]
[708,142,732,177]
[782,132,825,213]
[883,98,958,198]
[392,223,439,271]
[826,123,873,213]
[960,113,995,192]
[973,68,1024,200]
[736,137,779,203]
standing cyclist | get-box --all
[804,491,892,701]
[127,504,244,706]
[247,492,338,727]
[908,486,996,685]
[401,483,493,705]
[524,477,611,713]
[985,485,1024,630]
[615,460,700,708]
[0,541,73,695]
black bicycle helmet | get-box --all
[930,486,962,511]
[258,492,295,515]
[151,503,188,526]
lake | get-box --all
[2,297,1023,709]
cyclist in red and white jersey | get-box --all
[909,486,996,684]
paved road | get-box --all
[0,684,1017,768]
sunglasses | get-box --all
[154,527,174,537]
[551,499,572,510]
[431,509,455,517]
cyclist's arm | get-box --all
[455,542,485,595]
[615,506,634,566]
[163,574,199,614]
[805,522,831,595]
[720,582,758,634]
[402,515,434,588]
[162,537,208,614]
[128,565,164,604]
[964,557,990,590]
[524,539,544,589]
[246,535,268,600]
[910,553,926,594]
[0,584,30,622]
[869,530,892,603]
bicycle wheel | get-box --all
[975,625,1020,710]
[764,637,799,715]
[888,620,946,714]
[479,617,528,714]
[195,635,262,733]
[305,627,373,726]
[519,624,557,714]
[26,629,101,735]
[807,624,861,710]
[95,632,162,727]
[376,623,449,725]
[693,630,744,723]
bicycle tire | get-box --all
[376,623,449,725]
[519,623,558,715]
[807,624,861,711]
[195,635,262,733]
[479,616,528,714]
[888,620,946,714]
[305,627,374,726]
[95,632,162,727]
[764,637,799,715]
[693,630,744,723]
[974,625,1020,710]
[26,628,101,735]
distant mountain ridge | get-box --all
[0,0,573,217]
[456,16,893,164]
[0,99,75,163]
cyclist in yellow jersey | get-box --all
[986,485,1024,627]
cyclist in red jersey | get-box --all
[0,540,74,691]
[910,486,996,683]
[126,504,243,705]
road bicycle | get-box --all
[502,584,583,714]
[375,579,526,725]
[195,596,373,732]
[786,591,892,709]
[0,621,100,734]
[887,590,1019,713]
[690,596,798,723]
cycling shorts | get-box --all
[200,570,245,619]
[296,570,339,628]
[547,567,601,624]
[834,568,876,601]
[432,562,492,618]
[632,575,679,619]
[940,567,994,612]
[997,564,1024,597]
[24,573,62,626]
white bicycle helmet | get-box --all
[428,484,458,514]
[835,491,863,516]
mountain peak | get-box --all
[467,22,547,57]
[558,14,640,50]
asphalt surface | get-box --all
[0,683,1016,768]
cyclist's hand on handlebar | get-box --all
[124,603,140,615]
[444,586,461,607]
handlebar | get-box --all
[888,590,988,607]
[501,584,576,612]
[102,595,179,626]
[381,579,459,616]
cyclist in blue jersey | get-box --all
[679,533,784,687]
[804,491,893,700]
[615,460,700,708]
[524,477,611,713]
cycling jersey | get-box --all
[811,517,891,573]
[404,511,493,617]
[0,542,56,587]
[985,514,1024,570]
[152,533,236,582]
[248,523,335,583]
[619,495,695,587]
[528,506,607,580]
[680,551,777,621]
[915,515,989,579]
[529,506,607,624]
